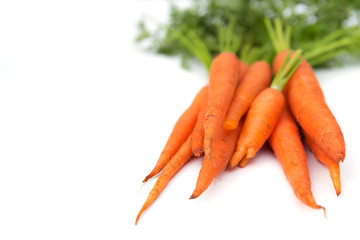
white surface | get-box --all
[0,1,359,239]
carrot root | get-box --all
[143,86,208,183]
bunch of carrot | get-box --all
[135,19,346,225]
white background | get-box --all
[0,1,359,239]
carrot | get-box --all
[238,60,249,79]
[305,135,341,196]
[269,103,325,212]
[143,86,208,182]
[203,52,241,158]
[136,136,193,225]
[190,61,246,157]
[272,50,345,162]
[229,50,303,168]
[191,90,209,157]
[190,122,242,199]
[229,88,284,168]
[223,61,272,130]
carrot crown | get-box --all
[270,49,302,92]
[264,18,302,91]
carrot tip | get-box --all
[238,157,250,168]
[229,146,247,168]
[142,177,149,183]
[135,211,142,225]
[246,147,256,159]
[320,206,327,219]
[189,192,199,199]
[190,188,201,199]
[193,148,203,157]
[223,120,237,130]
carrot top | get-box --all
[270,49,303,91]
[264,18,303,91]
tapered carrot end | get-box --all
[229,146,246,168]
[320,206,327,219]
[189,192,199,200]
[135,206,146,225]
[189,194,197,200]
[143,169,160,183]
[328,165,341,196]
[193,148,204,157]
[142,176,149,183]
[143,170,156,183]
[332,178,341,196]
[190,187,203,199]
[246,147,256,159]
[135,214,140,225]
[142,173,155,183]
[333,180,341,196]
[238,157,250,168]
[238,147,257,168]
[223,120,237,130]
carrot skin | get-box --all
[203,52,241,158]
[143,86,208,182]
[238,60,249,80]
[191,91,209,156]
[305,135,341,196]
[228,87,285,168]
[269,103,324,211]
[190,122,242,199]
[223,61,272,130]
[136,136,193,225]
[273,50,345,162]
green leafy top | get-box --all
[136,0,360,69]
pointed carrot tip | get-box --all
[190,189,200,199]
[238,157,250,168]
[319,206,327,219]
[229,146,247,168]
[246,147,256,159]
[135,212,142,225]
[194,151,203,157]
[189,193,199,199]
[336,190,341,196]
[223,120,237,130]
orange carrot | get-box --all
[238,60,249,80]
[190,122,242,199]
[143,86,208,182]
[305,135,341,196]
[269,103,325,212]
[229,50,303,168]
[136,136,193,225]
[273,50,345,162]
[228,88,285,168]
[191,91,209,157]
[203,52,241,158]
[223,61,272,130]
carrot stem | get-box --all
[169,27,212,70]
[271,50,303,91]
[264,18,282,53]
[304,35,360,62]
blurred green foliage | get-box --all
[136,0,360,69]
